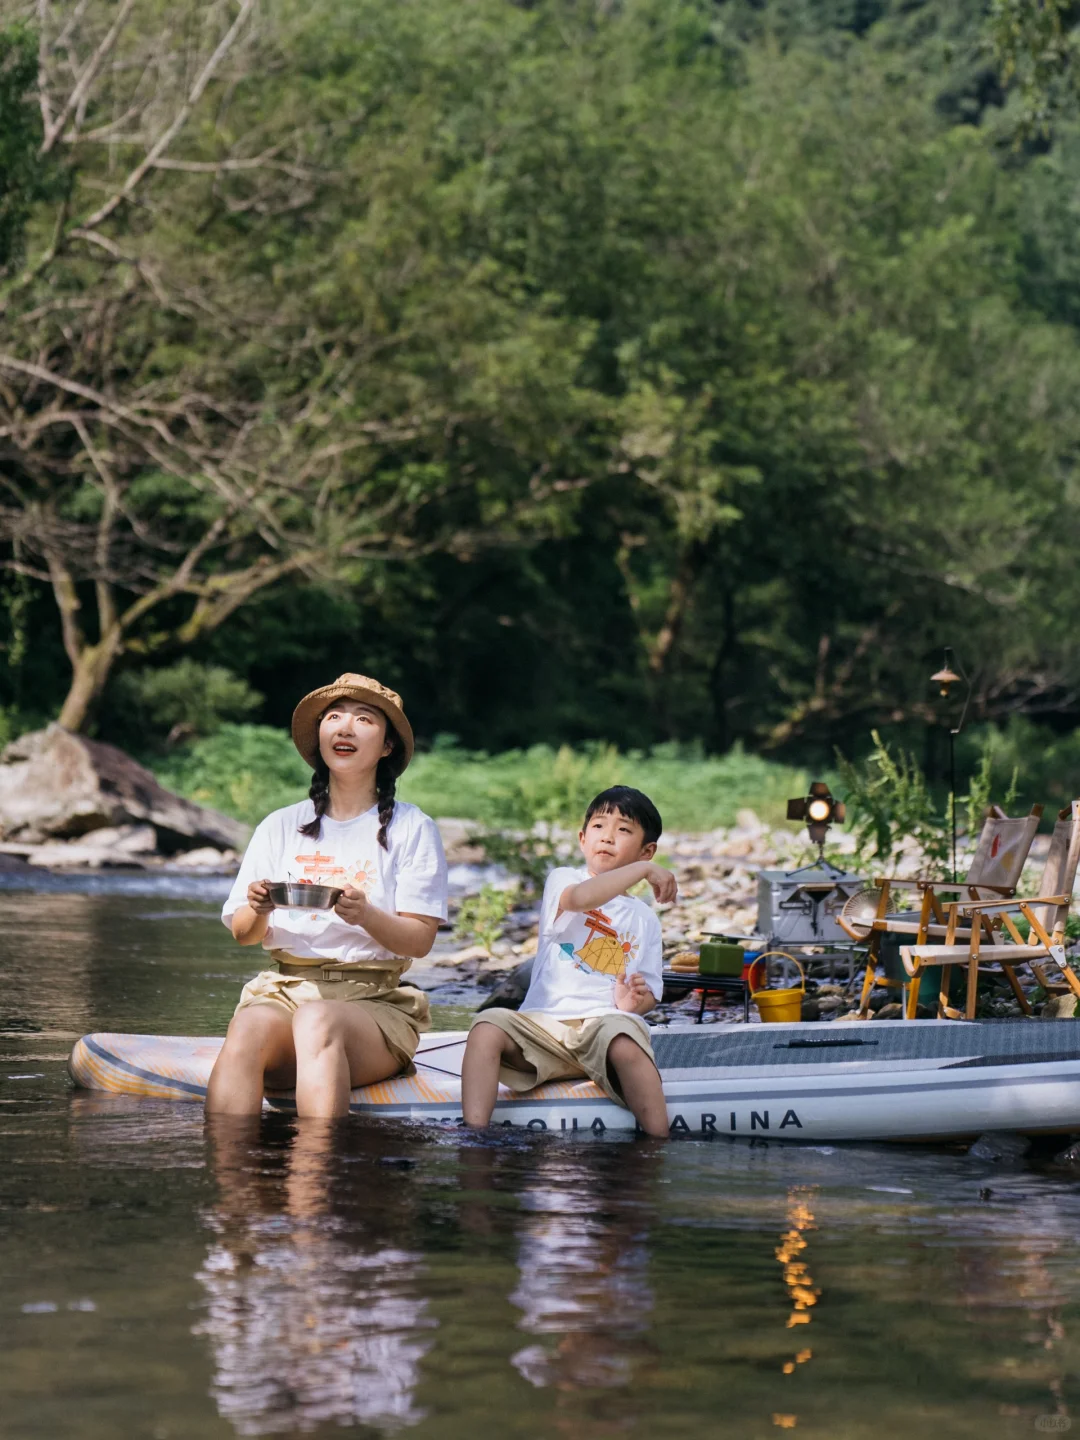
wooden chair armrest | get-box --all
[871,876,928,889]
[957,894,1068,916]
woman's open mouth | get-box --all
[331,741,357,754]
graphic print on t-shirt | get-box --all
[293,850,376,892]
[558,907,640,980]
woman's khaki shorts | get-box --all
[235,970,430,1072]
[470,1008,658,1106]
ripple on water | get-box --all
[2,886,1080,1437]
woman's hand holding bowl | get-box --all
[247,878,276,914]
[334,884,370,927]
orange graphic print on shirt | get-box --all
[294,851,376,892]
[563,907,639,980]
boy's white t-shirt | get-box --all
[221,799,447,967]
[520,866,663,1020]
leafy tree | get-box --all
[0,0,591,731]
[3,0,1080,784]
[989,0,1080,131]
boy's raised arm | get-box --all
[559,861,677,915]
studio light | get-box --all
[787,782,845,853]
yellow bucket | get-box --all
[751,953,805,1024]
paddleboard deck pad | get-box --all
[69,1019,1080,1140]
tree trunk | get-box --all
[57,633,124,732]
[648,539,708,736]
[648,539,709,678]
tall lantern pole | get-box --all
[930,648,971,884]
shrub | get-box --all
[111,661,262,749]
[154,724,308,825]
[401,740,808,832]
[453,883,517,954]
[155,728,811,839]
[836,729,1023,877]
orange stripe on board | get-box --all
[529,1080,606,1100]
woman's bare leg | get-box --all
[291,1001,402,1119]
[461,1021,531,1127]
[205,1004,295,1116]
[607,1035,669,1138]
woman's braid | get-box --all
[375,753,399,851]
[298,758,331,840]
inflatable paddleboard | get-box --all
[69,1020,1080,1141]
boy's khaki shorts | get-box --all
[470,1008,658,1106]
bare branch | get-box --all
[41,0,137,155]
[43,546,85,667]
[64,103,143,145]
[79,0,258,232]
[70,415,119,637]
[1,557,53,583]
[50,0,95,62]
[174,551,315,643]
[36,0,54,137]
[0,351,157,432]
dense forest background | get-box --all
[4,0,1080,797]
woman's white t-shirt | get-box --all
[221,799,448,967]
[520,866,663,1020]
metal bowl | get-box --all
[266,882,344,910]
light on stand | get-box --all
[931,647,970,884]
[930,664,961,699]
[787,782,846,856]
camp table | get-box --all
[661,970,750,1024]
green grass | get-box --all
[153,725,812,833]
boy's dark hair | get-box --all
[583,786,663,846]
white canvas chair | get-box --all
[846,805,1043,1017]
[901,801,1080,1020]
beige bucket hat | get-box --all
[291,674,414,770]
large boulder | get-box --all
[476,957,534,1011]
[0,724,249,852]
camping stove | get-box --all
[756,859,866,947]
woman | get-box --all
[206,673,447,1118]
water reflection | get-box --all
[508,1153,655,1392]
[196,1118,435,1435]
[950,1202,1074,1427]
[777,1186,818,1359]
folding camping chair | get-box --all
[901,801,1080,1020]
[846,805,1043,1018]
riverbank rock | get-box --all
[435,818,486,865]
[14,824,157,869]
[968,1132,1031,1163]
[0,725,248,853]
[1051,1138,1080,1168]
[1040,993,1079,1019]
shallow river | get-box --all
[3,880,1080,1438]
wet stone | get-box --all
[968,1132,1032,1163]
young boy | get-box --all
[461,786,677,1138]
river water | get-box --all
[3,879,1080,1438]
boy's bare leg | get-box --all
[607,1035,669,1138]
[461,1021,531,1127]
